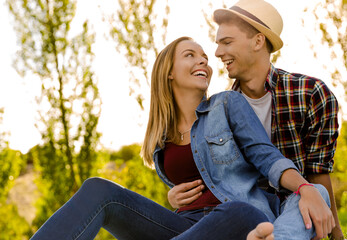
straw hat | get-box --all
[213,0,283,52]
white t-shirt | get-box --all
[241,91,272,140]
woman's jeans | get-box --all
[30,177,268,240]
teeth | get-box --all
[193,71,207,77]
[225,60,234,66]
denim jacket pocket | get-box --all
[205,131,240,164]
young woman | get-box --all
[30,37,333,240]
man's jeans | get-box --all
[273,184,331,240]
[30,177,268,240]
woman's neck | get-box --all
[175,91,203,133]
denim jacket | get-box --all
[153,91,298,222]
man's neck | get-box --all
[239,61,271,99]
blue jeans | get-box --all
[30,177,268,240]
[273,184,331,240]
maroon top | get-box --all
[163,142,221,212]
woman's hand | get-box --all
[280,169,335,239]
[298,185,335,240]
[168,180,205,209]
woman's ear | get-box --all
[168,74,173,80]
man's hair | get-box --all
[216,14,273,53]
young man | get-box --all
[168,0,344,239]
[214,0,342,239]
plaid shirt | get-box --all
[232,64,339,177]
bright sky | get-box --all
[0,0,344,153]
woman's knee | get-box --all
[82,177,109,189]
[80,177,124,197]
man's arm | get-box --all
[307,173,345,240]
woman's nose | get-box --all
[198,57,208,65]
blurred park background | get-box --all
[0,0,346,239]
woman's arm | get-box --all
[280,169,335,240]
[307,173,344,240]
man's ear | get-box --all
[254,33,266,51]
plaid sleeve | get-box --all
[304,80,339,174]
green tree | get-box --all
[303,0,346,103]
[107,0,169,109]
[7,0,101,230]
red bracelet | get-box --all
[294,183,314,195]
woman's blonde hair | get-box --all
[141,36,193,168]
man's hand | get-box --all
[298,185,335,240]
[168,180,205,209]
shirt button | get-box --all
[211,185,215,189]
[192,135,195,138]
[224,198,228,202]
[195,150,197,153]
[219,138,223,142]
[201,168,205,172]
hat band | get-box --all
[230,6,270,30]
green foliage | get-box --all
[332,121,347,210]
[334,122,347,179]
[110,144,141,161]
[107,0,169,109]
[338,209,347,236]
[0,148,25,201]
[94,228,115,240]
[329,121,347,238]
[0,203,32,240]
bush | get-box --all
[0,203,32,240]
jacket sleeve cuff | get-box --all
[268,158,299,191]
